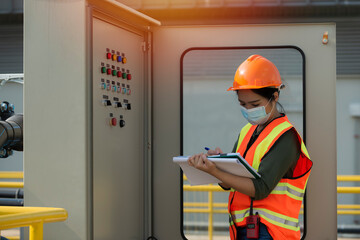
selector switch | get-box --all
[119,119,125,128]
[113,102,122,108]
[123,103,131,110]
[102,100,111,106]
[106,84,111,91]
[127,89,131,95]
[101,83,106,90]
[122,88,127,94]
[112,85,117,92]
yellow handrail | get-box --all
[337,175,360,181]
[0,207,68,240]
[0,182,24,188]
[0,171,24,189]
[0,172,23,179]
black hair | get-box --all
[236,87,286,114]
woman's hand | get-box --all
[188,153,217,175]
[206,147,223,156]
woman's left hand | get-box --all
[188,153,217,175]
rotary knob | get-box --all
[119,119,125,128]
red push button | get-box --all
[117,71,122,78]
[106,53,112,59]
[127,74,132,80]
[107,68,111,75]
[111,117,117,126]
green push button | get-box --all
[112,70,117,76]
[101,67,106,74]
[122,73,127,79]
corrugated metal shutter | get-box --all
[0,25,23,74]
[337,21,360,76]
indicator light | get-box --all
[322,31,329,44]
[117,56,122,62]
[122,88,127,94]
[112,70,117,76]
[117,71,122,78]
[101,67,106,74]
[106,53,112,59]
[106,84,111,91]
[127,89,131,95]
[112,85,117,92]
[117,87,121,93]
[110,117,117,126]
[127,74,132,80]
[107,68,111,75]
[122,57,127,64]
[122,73,127,79]
[101,83,106,90]
[112,54,117,61]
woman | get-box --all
[188,55,312,240]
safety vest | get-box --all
[229,115,312,240]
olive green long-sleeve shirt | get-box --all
[230,127,300,200]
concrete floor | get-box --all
[2,230,360,239]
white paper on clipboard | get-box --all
[173,153,260,185]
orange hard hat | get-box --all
[227,55,282,91]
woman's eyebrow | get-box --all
[239,99,261,103]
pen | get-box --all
[204,147,210,151]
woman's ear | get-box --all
[273,91,279,102]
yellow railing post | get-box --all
[30,222,43,240]
[208,188,213,240]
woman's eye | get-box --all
[252,104,259,107]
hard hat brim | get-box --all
[227,84,281,91]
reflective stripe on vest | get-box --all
[231,208,300,231]
[236,123,252,152]
[251,121,292,170]
[271,182,305,200]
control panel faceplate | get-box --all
[92,17,145,239]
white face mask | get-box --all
[240,98,275,125]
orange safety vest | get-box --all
[229,115,312,240]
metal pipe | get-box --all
[0,198,23,206]
[0,189,23,199]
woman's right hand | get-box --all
[207,147,223,156]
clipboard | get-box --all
[173,153,260,186]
